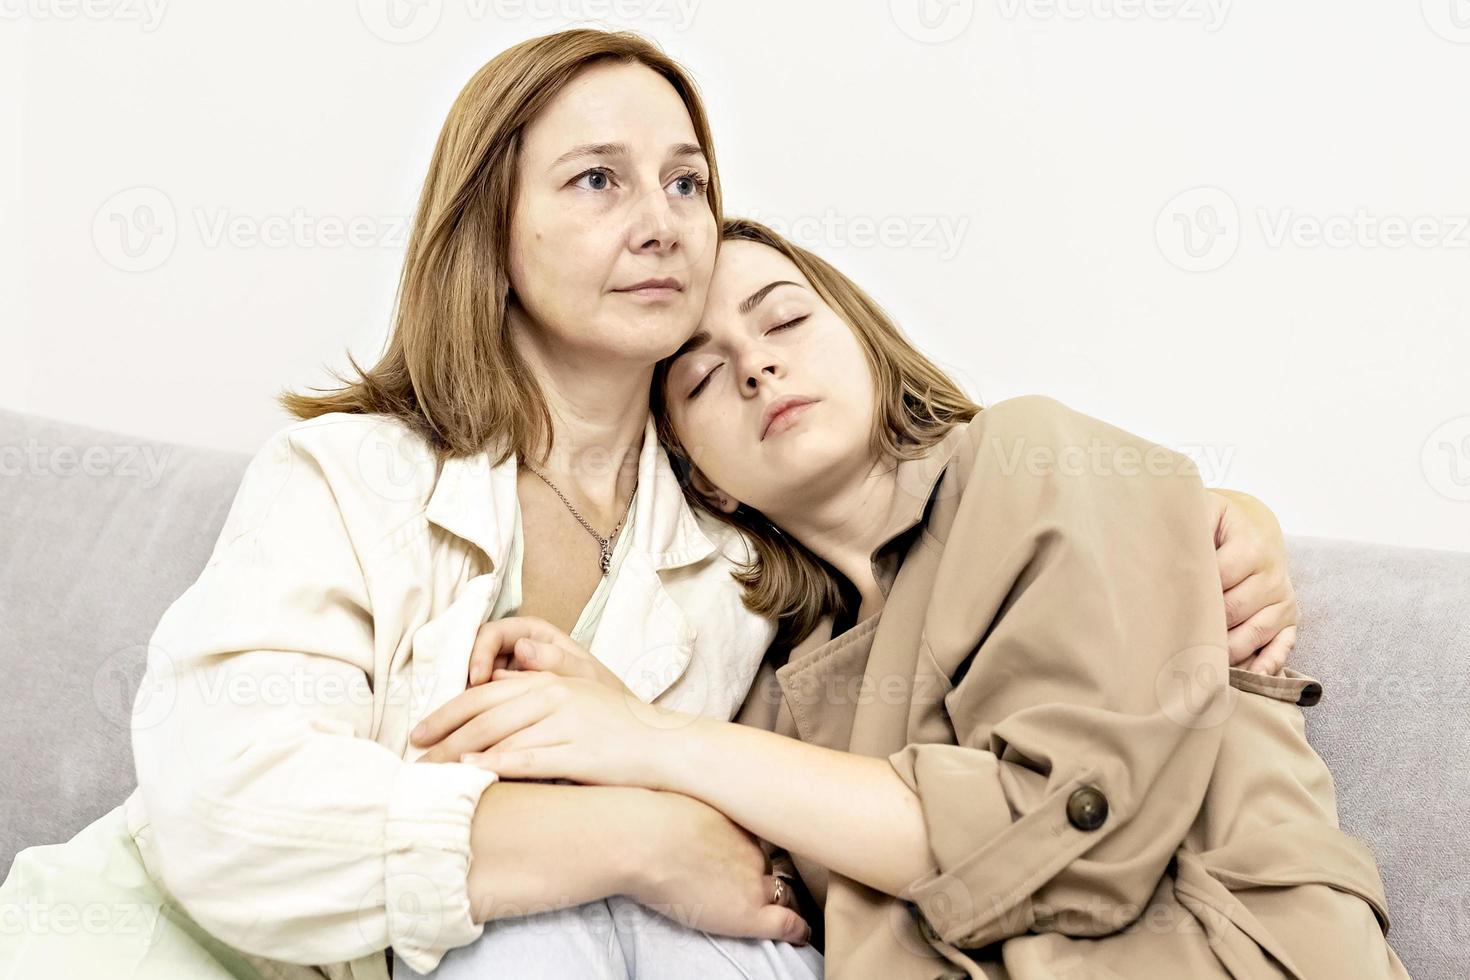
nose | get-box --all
[629,190,679,256]
[739,350,784,396]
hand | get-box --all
[467,616,631,695]
[627,790,812,945]
[1207,489,1299,675]
[414,670,688,787]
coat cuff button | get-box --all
[1066,785,1109,831]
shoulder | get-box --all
[226,412,444,553]
[945,395,1201,487]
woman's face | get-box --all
[508,60,717,366]
[662,240,877,517]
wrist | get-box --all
[645,712,715,796]
[612,786,672,894]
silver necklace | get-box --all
[525,465,638,575]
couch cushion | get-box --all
[0,408,249,875]
[1287,535,1470,980]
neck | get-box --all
[508,304,649,511]
[766,456,900,616]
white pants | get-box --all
[394,894,824,980]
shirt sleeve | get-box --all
[887,396,1230,950]
[130,424,498,974]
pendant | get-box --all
[599,542,612,576]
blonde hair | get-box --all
[653,218,981,649]
[279,29,722,465]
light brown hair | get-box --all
[653,218,981,649]
[279,29,722,464]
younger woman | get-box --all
[424,219,1411,979]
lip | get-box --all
[760,396,819,442]
[614,277,683,297]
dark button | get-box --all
[1066,785,1109,831]
[1297,682,1323,707]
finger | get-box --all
[411,673,549,746]
[1213,530,1260,593]
[1249,624,1296,677]
[1226,602,1289,665]
[420,692,557,763]
[509,638,577,677]
[1204,489,1230,548]
[746,905,811,945]
[482,718,561,755]
[1222,571,1284,630]
[466,744,575,781]
[468,617,568,686]
[763,874,800,911]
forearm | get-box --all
[659,717,936,899]
[466,782,648,921]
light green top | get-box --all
[489,486,639,647]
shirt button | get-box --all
[1067,785,1109,831]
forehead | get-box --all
[707,240,807,311]
[520,60,697,162]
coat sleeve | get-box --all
[887,395,1230,950]
[130,424,498,974]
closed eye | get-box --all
[688,363,722,400]
[767,315,809,335]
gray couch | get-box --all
[2,406,1466,978]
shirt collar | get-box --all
[425,414,717,574]
[868,421,974,590]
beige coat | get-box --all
[736,395,1409,980]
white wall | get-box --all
[4,0,1467,552]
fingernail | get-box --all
[460,752,479,765]
[410,723,426,742]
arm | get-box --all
[657,718,937,899]
[456,398,1233,950]
[129,429,653,974]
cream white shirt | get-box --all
[125,411,776,979]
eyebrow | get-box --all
[738,280,802,315]
[552,141,708,168]
[667,279,805,369]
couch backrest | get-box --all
[1285,535,1470,979]
[1,408,249,874]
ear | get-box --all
[687,466,740,515]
